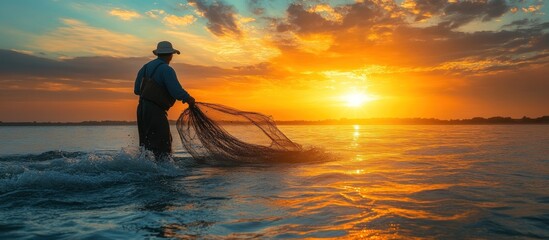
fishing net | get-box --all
[176,102,315,163]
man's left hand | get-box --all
[185,96,196,107]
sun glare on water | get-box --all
[343,92,377,107]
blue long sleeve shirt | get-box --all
[134,58,191,102]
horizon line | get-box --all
[1,116,548,126]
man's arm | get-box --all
[134,66,145,95]
[162,67,192,102]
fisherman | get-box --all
[134,41,195,159]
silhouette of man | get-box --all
[134,41,195,159]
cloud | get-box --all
[0,49,274,95]
[10,49,34,55]
[266,0,549,75]
[165,30,280,66]
[145,9,166,19]
[109,8,141,21]
[188,0,241,37]
[522,4,543,13]
[276,1,402,34]
[501,18,538,28]
[279,4,335,34]
[401,0,446,21]
[35,18,148,57]
[144,9,197,28]
[0,49,144,82]
[162,14,197,28]
[445,0,509,24]
[403,0,510,27]
[0,50,280,121]
[307,4,343,23]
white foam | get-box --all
[0,148,185,192]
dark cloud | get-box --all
[381,21,549,68]
[0,50,268,81]
[404,0,511,27]
[0,49,146,80]
[277,0,511,34]
[0,89,130,102]
[501,18,539,28]
[339,0,401,28]
[283,4,334,33]
[0,50,272,102]
[443,0,509,27]
[277,1,398,34]
[188,0,241,37]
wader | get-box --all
[137,62,176,159]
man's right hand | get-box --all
[186,96,196,107]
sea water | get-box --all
[0,125,548,239]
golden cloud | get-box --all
[308,4,343,23]
[162,14,197,28]
[522,4,543,13]
[109,8,141,21]
[145,9,166,19]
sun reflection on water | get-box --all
[252,125,548,239]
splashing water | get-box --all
[0,148,183,193]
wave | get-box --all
[0,148,187,193]
[0,146,328,194]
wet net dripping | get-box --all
[177,102,319,162]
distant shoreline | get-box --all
[1,116,548,126]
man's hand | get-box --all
[185,96,196,107]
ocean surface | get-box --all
[0,125,548,239]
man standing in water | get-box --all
[134,41,195,159]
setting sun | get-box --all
[343,92,377,107]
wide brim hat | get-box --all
[153,41,180,55]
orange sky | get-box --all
[0,0,548,122]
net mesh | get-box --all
[176,102,312,163]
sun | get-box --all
[343,92,377,107]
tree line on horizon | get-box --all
[1,116,549,126]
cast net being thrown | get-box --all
[176,102,310,163]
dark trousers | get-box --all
[137,99,172,159]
